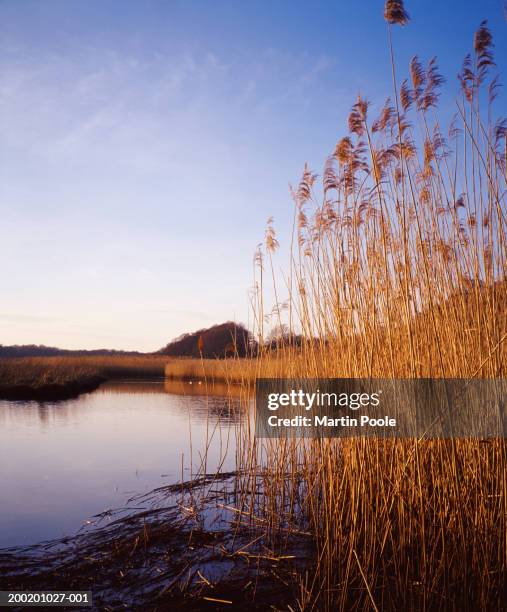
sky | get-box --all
[1,0,506,351]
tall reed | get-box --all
[238,4,507,609]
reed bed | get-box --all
[0,355,168,386]
[234,4,507,610]
[164,355,291,383]
[0,354,285,390]
[0,355,169,399]
[0,358,99,387]
[165,357,243,381]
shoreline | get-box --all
[0,356,251,402]
[0,375,106,402]
[0,355,169,402]
[0,473,308,610]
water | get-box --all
[0,380,241,548]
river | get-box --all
[0,379,241,548]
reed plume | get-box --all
[384,0,410,25]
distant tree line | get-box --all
[0,345,143,358]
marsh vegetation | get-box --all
[233,3,507,609]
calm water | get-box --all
[0,380,241,548]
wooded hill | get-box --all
[158,322,252,358]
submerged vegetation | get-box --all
[0,474,309,610]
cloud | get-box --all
[0,41,335,163]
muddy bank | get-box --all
[0,474,310,611]
[0,375,106,401]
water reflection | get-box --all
[103,378,243,398]
[0,380,243,548]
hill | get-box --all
[158,322,252,358]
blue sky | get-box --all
[1,0,505,351]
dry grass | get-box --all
[232,6,507,610]
[0,358,99,388]
[164,356,289,382]
[0,355,168,389]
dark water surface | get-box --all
[0,380,241,548]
